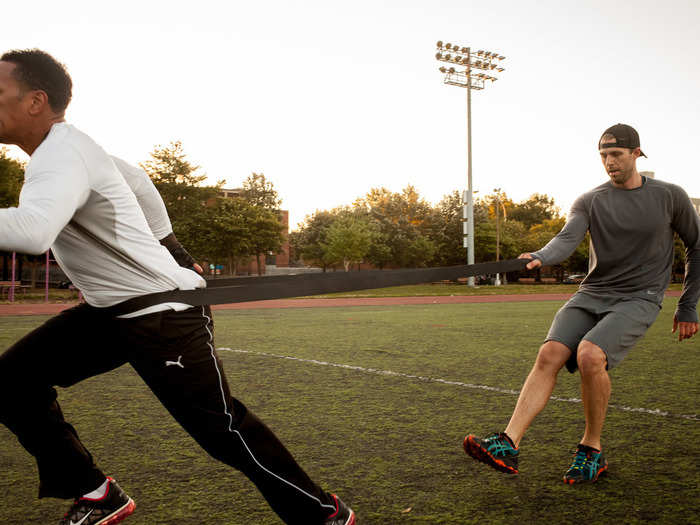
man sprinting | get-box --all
[0,49,355,525]
[464,123,699,483]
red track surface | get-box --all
[0,291,681,317]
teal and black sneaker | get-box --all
[563,444,608,484]
[463,432,519,474]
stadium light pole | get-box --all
[493,188,507,286]
[435,41,505,285]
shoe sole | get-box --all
[563,463,608,485]
[95,498,136,525]
[346,510,356,525]
[463,435,519,474]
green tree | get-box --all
[205,198,253,274]
[354,185,435,267]
[430,191,464,266]
[241,172,282,210]
[509,193,560,229]
[244,205,285,275]
[404,235,437,268]
[321,214,378,271]
[290,210,337,271]
[0,147,24,208]
[141,141,208,186]
[140,141,220,261]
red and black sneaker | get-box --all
[463,432,519,474]
[59,477,135,525]
[324,493,356,525]
[563,444,608,484]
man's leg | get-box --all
[0,304,125,499]
[504,340,572,446]
[464,295,597,474]
[122,306,342,525]
[576,340,610,451]
[560,296,660,484]
[463,341,571,473]
[561,339,610,485]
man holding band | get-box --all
[464,123,699,484]
[0,48,354,525]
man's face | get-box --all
[0,61,30,145]
[599,146,638,185]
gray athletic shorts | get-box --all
[545,292,661,373]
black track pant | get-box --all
[0,303,336,525]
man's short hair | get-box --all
[0,49,72,113]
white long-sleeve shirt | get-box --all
[0,122,204,307]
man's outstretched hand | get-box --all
[518,253,542,270]
[672,315,699,342]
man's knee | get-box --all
[534,341,571,372]
[577,341,607,374]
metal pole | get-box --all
[495,191,502,286]
[466,47,475,286]
[10,251,16,302]
[45,250,50,302]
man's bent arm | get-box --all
[111,156,198,270]
[530,196,589,267]
[672,187,700,323]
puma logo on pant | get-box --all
[165,355,184,368]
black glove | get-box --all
[159,232,197,270]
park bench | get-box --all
[0,280,30,298]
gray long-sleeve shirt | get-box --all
[531,176,700,323]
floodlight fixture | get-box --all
[437,40,443,47]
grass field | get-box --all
[0,283,684,303]
[308,282,684,298]
[0,297,698,524]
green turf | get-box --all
[0,283,683,303]
[306,282,683,298]
[0,298,697,524]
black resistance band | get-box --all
[103,258,529,316]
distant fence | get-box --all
[0,252,72,303]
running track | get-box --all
[0,291,682,316]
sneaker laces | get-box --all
[569,449,591,471]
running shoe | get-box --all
[563,444,608,484]
[463,432,519,474]
[324,493,356,525]
[59,477,135,525]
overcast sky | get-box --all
[4,0,699,229]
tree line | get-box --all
[289,186,590,277]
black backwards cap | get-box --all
[598,123,647,158]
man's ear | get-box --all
[26,90,50,117]
[631,147,641,159]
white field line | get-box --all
[218,347,699,422]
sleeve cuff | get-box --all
[675,309,699,324]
